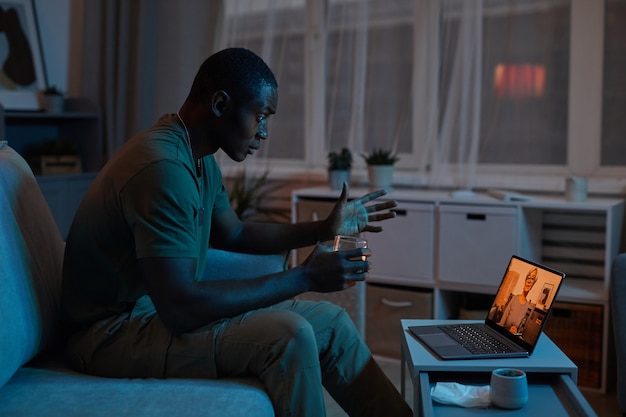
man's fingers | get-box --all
[362,225,383,233]
[356,188,387,204]
[368,212,396,222]
[365,200,397,213]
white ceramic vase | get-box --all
[367,165,394,191]
[328,169,350,190]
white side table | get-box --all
[400,319,596,417]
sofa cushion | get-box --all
[0,143,65,387]
[0,367,274,417]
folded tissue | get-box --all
[431,382,491,408]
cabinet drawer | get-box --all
[438,205,518,286]
[366,284,432,358]
[366,202,435,284]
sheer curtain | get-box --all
[71,0,577,191]
[220,0,414,178]
[219,0,308,176]
[327,0,414,166]
[421,0,570,191]
[427,0,484,192]
[220,0,572,191]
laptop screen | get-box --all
[485,255,565,352]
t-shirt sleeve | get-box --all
[121,160,200,259]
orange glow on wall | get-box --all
[494,64,546,98]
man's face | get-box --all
[220,82,278,162]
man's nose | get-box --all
[257,121,268,140]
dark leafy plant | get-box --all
[228,169,290,221]
[362,148,399,165]
[327,147,353,170]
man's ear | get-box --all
[211,90,230,116]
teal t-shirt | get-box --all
[62,114,231,326]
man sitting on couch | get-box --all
[61,47,411,417]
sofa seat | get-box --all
[0,366,273,417]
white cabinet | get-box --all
[292,187,624,392]
[437,205,518,287]
[365,202,435,286]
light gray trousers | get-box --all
[212,299,371,416]
[70,297,371,417]
[68,250,375,417]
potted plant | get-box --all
[327,147,352,190]
[41,85,64,113]
[228,168,289,221]
[362,148,399,191]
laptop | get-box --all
[409,255,565,360]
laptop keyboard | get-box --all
[440,324,515,355]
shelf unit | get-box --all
[292,187,625,392]
[0,98,103,238]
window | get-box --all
[475,0,570,166]
[601,0,626,166]
[222,1,626,194]
[326,0,414,158]
[222,0,306,162]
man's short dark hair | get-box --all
[188,48,277,103]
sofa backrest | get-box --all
[0,142,65,387]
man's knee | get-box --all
[306,300,360,337]
[263,311,319,369]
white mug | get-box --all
[565,176,587,202]
[490,368,528,409]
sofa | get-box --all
[0,142,277,416]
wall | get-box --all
[33,0,70,93]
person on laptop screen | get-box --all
[497,267,538,336]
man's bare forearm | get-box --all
[226,220,333,254]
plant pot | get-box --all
[43,95,64,113]
[328,169,350,190]
[367,165,394,191]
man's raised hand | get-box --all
[326,183,398,237]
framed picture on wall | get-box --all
[538,282,554,309]
[0,0,46,111]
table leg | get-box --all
[401,348,406,398]
[413,372,425,417]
